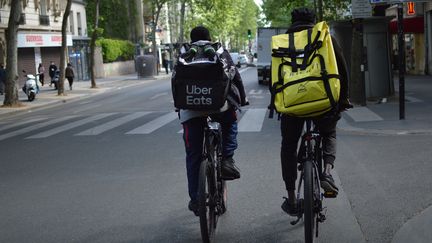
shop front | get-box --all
[17,32,72,85]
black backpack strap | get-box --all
[301,28,313,70]
[288,32,298,72]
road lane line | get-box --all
[0,118,47,132]
[26,113,115,139]
[239,67,251,74]
[126,112,178,134]
[237,108,267,132]
[76,112,151,136]
[345,107,383,122]
[0,116,77,141]
[150,92,168,100]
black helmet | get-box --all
[291,8,316,24]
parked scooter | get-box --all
[22,70,40,101]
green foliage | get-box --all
[185,0,259,51]
[86,0,134,40]
[96,39,135,63]
[261,0,350,27]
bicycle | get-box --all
[198,117,227,243]
[290,119,337,243]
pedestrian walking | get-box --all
[65,63,75,90]
[162,51,169,74]
[38,63,45,86]
[48,61,57,87]
[0,63,6,95]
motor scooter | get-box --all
[22,70,40,101]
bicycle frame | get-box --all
[291,120,326,242]
[198,118,226,243]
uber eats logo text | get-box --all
[186,85,213,105]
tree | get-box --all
[58,0,72,96]
[261,0,350,27]
[146,0,172,74]
[89,0,101,88]
[3,0,21,107]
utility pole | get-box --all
[397,3,405,119]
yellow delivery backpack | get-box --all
[269,21,340,118]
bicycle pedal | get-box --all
[323,191,337,198]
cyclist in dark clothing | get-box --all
[280,8,352,216]
[178,26,248,216]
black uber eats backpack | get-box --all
[172,42,230,111]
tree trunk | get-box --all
[179,0,186,44]
[317,0,323,21]
[58,0,72,96]
[152,3,162,76]
[3,0,21,107]
[90,0,100,88]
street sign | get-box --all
[407,1,416,15]
[352,0,373,18]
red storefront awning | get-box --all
[389,16,424,34]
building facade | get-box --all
[0,0,89,84]
[386,1,432,75]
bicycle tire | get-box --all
[198,159,216,243]
[304,160,316,243]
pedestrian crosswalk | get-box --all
[0,107,384,141]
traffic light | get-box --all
[247,29,252,39]
[407,2,415,15]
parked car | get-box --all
[238,54,248,66]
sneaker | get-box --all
[188,200,199,216]
[220,157,240,180]
[320,172,339,194]
[281,197,299,216]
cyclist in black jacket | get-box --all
[280,8,352,216]
[178,26,248,216]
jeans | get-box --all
[280,112,340,191]
[182,108,238,201]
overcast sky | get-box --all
[254,0,262,8]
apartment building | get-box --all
[0,0,89,82]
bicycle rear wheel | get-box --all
[304,160,317,243]
[198,159,216,243]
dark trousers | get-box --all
[67,77,73,87]
[182,108,238,201]
[280,113,340,191]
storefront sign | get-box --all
[17,33,73,48]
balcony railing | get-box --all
[39,15,50,26]
[19,13,26,25]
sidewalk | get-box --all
[339,74,432,135]
[0,72,171,118]
[337,74,432,243]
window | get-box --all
[77,12,82,36]
[39,0,49,25]
[69,11,74,34]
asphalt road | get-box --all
[1,67,431,243]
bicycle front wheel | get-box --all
[304,160,317,243]
[198,159,216,243]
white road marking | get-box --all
[126,112,178,134]
[345,107,383,122]
[239,67,251,74]
[0,116,77,141]
[238,108,267,132]
[26,113,115,139]
[249,89,263,95]
[150,92,168,100]
[76,112,151,136]
[0,118,47,132]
